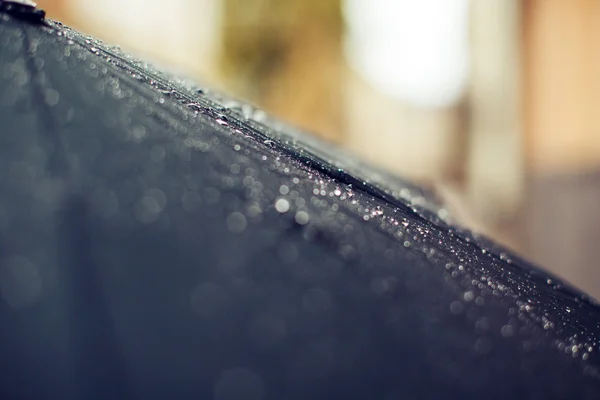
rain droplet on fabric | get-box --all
[134,189,167,224]
[275,198,290,213]
[226,212,247,233]
[500,325,515,337]
[43,89,59,106]
[131,125,147,140]
[294,211,309,225]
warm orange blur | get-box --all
[37,0,600,298]
[524,0,600,174]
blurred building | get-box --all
[523,0,600,297]
[40,0,222,80]
[37,0,600,298]
[219,0,343,142]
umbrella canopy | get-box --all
[1,8,600,400]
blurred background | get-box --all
[38,0,600,298]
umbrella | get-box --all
[1,6,600,399]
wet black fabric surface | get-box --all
[0,13,600,400]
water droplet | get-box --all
[241,203,259,220]
[131,125,147,140]
[500,325,515,337]
[230,164,241,174]
[226,212,247,233]
[238,104,253,119]
[294,211,309,225]
[43,89,59,106]
[252,109,267,122]
[134,189,167,224]
[279,185,290,195]
[571,345,579,354]
[371,207,383,216]
[275,198,290,213]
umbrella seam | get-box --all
[21,22,73,177]
[45,20,600,312]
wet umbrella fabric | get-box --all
[0,12,600,400]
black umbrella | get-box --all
[1,6,600,399]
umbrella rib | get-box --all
[21,23,72,176]
[44,21,568,283]
[58,195,133,398]
[49,21,441,230]
[95,51,513,265]
[18,21,133,396]
[86,43,432,219]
